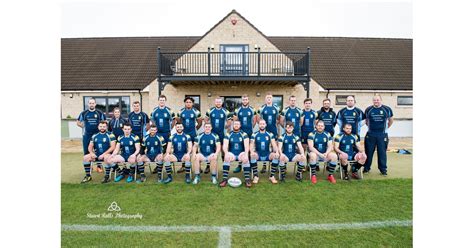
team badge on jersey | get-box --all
[220,114,224,118]
[94,114,97,118]
[155,141,158,145]
[103,138,106,142]
[138,116,142,119]
[239,137,242,142]
[210,140,214,145]
[353,112,356,116]
[164,113,168,117]
[380,110,383,114]
[323,138,327,142]
[190,114,194,118]
[265,136,269,141]
[129,141,133,145]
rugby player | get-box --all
[233,94,257,173]
[278,122,306,182]
[336,96,365,136]
[164,121,193,183]
[107,123,141,183]
[334,123,367,180]
[137,124,167,183]
[256,93,281,174]
[316,98,337,136]
[128,101,150,141]
[205,97,232,173]
[108,107,126,139]
[177,97,203,173]
[307,120,338,184]
[192,122,220,185]
[250,119,280,184]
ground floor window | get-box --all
[397,95,413,106]
[335,95,354,105]
[83,96,130,118]
[272,95,283,112]
[223,96,242,114]
[185,95,201,111]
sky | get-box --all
[61,0,412,38]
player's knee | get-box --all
[250,153,258,160]
[339,153,348,161]
[328,153,337,161]
[128,157,136,163]
[308,152,317,161]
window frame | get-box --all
[83,96,131,118]
[185,95,201,112]
[272,95,284,112]
[335,95,355,106]
[397,95,413,106]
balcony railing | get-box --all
[157,48,310,81]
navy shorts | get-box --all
[300,130,312,145]
[174,153,186,162]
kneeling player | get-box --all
[278,122,306,182]
[334,123,367,180]
[307,120,338,184]
[137,124,166,183]
[164,121,193,183]
[81,121,116,183]
[106,123,141,183]
[192,122,220,184]
[250,119,280,184]
[220,120,251,188]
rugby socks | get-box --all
[270,159,279,177]
[164,162,173,179]
[351,163,363,173]
[279,162,287,180]
[156,163,163,179]
[83,162,91,177]
[250,159,258,177]
[327,162,337,175]
[184,161,192,178]
[309,162,318,175]
[137,162,145,177]
[296,161,305,179]
[222,162,230,180]
[243,163,251,181]
[104,164,111,177]
[340,164,348,174]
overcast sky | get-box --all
[61,0,412,38]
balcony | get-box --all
[157,48,311,83]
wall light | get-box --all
[207,92,212,97]
[256,92,261,97]
[69,93,73,98]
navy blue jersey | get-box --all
[334,133,360,155]
[278,133,301,155]
[127,111,150,135]
[206,107,232,135]
[317,108,337,134]
[151,106,175,133]
[108,117,127,138]
[257,104,280,136]
[301,109,318,133]
[365,105,393,134]
[170,133,192,155]
[281,106,303,136]
[251,131,275,156]
[117,134,140,156]
[224,131,248,155]
[234,105,256,136]
[77,109,106,134]
[308,131,332,153]
[90,131,116,156]
[142,134,165,158]
[196,133,220,156]
[177,108,201,135]
[336,107,365,135]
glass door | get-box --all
[220,45,249,75]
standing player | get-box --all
[81,121,116,183]
[317,98,337,136]
[256,93,281,174]
[280,95,303,138]
[205,97,232,173]
[363,95,394,176]
[164,121,193,184]
[220,120,251,188]
[278,122,306,182]
[128,101,150,141]
[137,124,167,183]
[233,94,257,173]
[250,119,280,184]
[177,97,203,172]
[334,123,367,180]
[108,107,127,139]
[336,96,365,136]
[107,123,141,183]
[77,98,106,172]
[150,95,175,174]
[307,120,338,184]
[192,122,220,185]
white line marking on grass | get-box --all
[62,220,412,247]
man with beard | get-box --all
[192,122,220,185]
[256,93,281,174]
[317,98,337,136]
[164,121,193,183]
[336,96,365,136]
[250,119,280,184]
[176,97,203,173]
[107,123,141,183]
[307,120,338,184]
[137,125,166,183]
[233,94,256,173]
[334,123,367,180]
[278,122,306,182]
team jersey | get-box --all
[108,116,127,138]
[117,133,140,156]
[177,108,201,135]
[170,133,192,155]
[224,131,248,155]
[206,107,232,135]
[142,134,165,158]
[281,106,303,136]
[234,105,256,136]
[90,131,116,156]
[278,133,301,155]
[251,131,275,156]
[257,104,280,136]
[317,108,337,134]
[127,111,150,135]
[77,109,106,134]
[308,130,332,153]
[196,132,220,156]
[301,109,318,133]
[151,106,175,133]
[336,107,365,135]
[365,105,393,134]
[334,133,360,155]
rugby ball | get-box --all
[228,177,242,188]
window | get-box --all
[223,96,242,115]
[83,96,131,118]
[185,95,201,111]
[397,96,413,106]
[335,95,354,105]
[272,95,283,112]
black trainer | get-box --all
[81,176,92,184]
[204,165,210,174]
[101,176,109,184]
[343,172,349,180]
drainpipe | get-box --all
[326,89,330,99]
[138,89,143,110]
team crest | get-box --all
[129,141,133,145]
[239,137,242,142]
[120,123,123,127]
[351,140,354,144]
[103,138,106,142]
[220,114,224,118]
[265,136,269,141]
[329,114,332,118]
[164,113,168,118]
[155,141,158,145]
[353,112,356,116]
[310,114,313,118]
[212,113,215,117]
[94,114,97,118]
[210,140,214,145]
[323,138,327,142]
[138,116,141,119]
[380,110,383,114]
[272,110,276,114]
[190,114,194,118]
